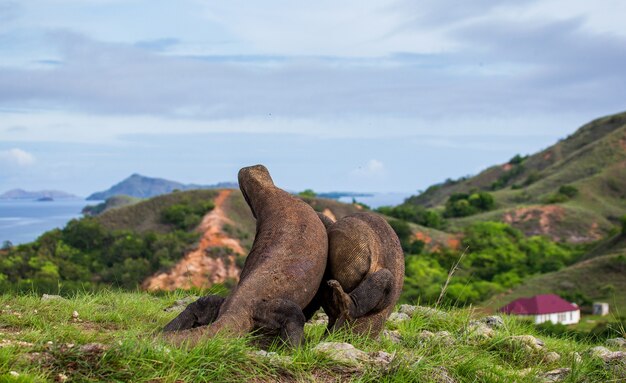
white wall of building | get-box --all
[532,310,580,325]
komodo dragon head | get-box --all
[238,164,275,219]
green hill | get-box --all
[405,111,626,242]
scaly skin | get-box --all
[164,165,328,347]
[323,212,404,337]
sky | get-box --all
[1,0,625,196]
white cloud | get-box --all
[0,148,36,166]
[351,159,385,177]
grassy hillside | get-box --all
[1,291,624,382]
[405,111,626,241]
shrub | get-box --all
[558,185,579,198]
[444,192,494,218]
[298,189,317,198]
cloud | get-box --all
[0,148,36,166]
[351,159,385,178]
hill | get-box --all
[404,111,626,242]
[81,195,141,216]
[0,189,78,200]
[86,173,237,200]
[1,291,624,382]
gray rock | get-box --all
[163,296,199,312]
[381,329,402,344]
[543,351,561,363]
[308,312,329,326]
[607,337,626,349]
[569,352,583,364]
[541,368,570,382]
[418,330,455,346]
[313,342,370,367]
[508,335,545,352]
[387,312,410,326]
[312,342,395,371]
[483,315,504,329]
[588,346,626,363]
[41,294,66,302]
[78,343,109,354]
[250,350,292,365]
[466,321,495,340]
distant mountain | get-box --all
[0,189,79,200]
[86,174,237,200]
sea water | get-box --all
[338,192,412,209]
[0,199,94,245]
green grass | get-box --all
[1,291,623,382]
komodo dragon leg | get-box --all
[327,268,394,330]
[163,295,225,332]
[252,298,306,347]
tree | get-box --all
[298,189,317,198]
[1,240,13,251]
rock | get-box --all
[0,339,34,348]
[508,335,545,352]
[543,351,561,363]
[387,312,410,326]
[55,373,69,382]
[418,330,455,346]
[589,346,626,363]
[541,368,570,382]
[569,352,583,364]
[312,342,394,371]
[607,337,626,349]
[466,321,495,340]
[308,312,329,326]
[313,342,368,367]
[163,296,199,312]
[41,294,66,301]
[250,350,292,365]
[9,371,19,377]
[483,316,504,329]
[399,304,447,320]
[380,329,402,344]
[78,343,109,355]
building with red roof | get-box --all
[499,294,580,325]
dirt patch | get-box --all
[543,151,552,161]
[620,136,626,151]
[503,205,565,238]
[143,190,245,291]
[502,206,602,242]
[501,163,513,171]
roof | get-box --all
[499,294,579,315]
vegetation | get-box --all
[0,194,216,293]
[298,189,317,198]
[377,204,444,229]
[391,219,583,306]
[82,195,141,216]
[0,291,623,382]
[443,192,495,218]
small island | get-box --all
[36,197,54,202]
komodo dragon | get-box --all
[163,165,328,346]
[321,212,404,337]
